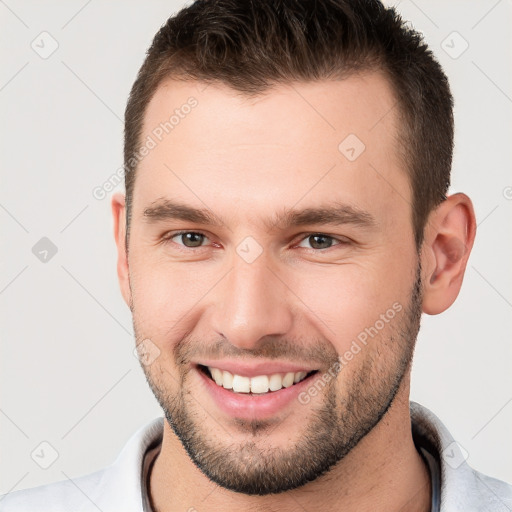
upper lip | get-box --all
[195,360,319,378]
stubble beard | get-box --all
[135,265,423,495]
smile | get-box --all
[198,364,318,394]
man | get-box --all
[2,0,511,510]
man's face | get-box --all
[124,75,423,494]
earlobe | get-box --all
[111,192,132,308]
[421,193,476,315]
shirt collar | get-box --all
[91,403,509,511]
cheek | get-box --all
[289,258,415,354]
[128,253,217,343]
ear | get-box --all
[111,192,132,308]
[420,193,476,315]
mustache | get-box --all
[174,335,339,370]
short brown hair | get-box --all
[124,0,453,249]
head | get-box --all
[113,0,476,496]
[123,0,455,250]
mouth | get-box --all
[197,364,319,395]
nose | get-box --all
[210,253,294,351]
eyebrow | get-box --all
[142,198,376,231]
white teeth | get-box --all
[206,366,312,394]
[232,375,250,393]
[211,367,223,386]
[250,375,269,394]
[294,371,307,383]
[268,373,283,391]
[222,370,233,390]
[282,372,295,388]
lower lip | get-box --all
[195,366,318,420]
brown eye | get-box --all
[299,234,338,250]
[172,232,206,248]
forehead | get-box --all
[132,73,409,229]
[141,73,401,152]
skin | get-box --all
[112,73,476,511]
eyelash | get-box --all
[161,230,349,252]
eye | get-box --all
[296,233,346,250]
[166,231,209,248]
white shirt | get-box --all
[1,402,511,511]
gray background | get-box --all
[1,0,511,495]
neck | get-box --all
[148,377,431,512]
